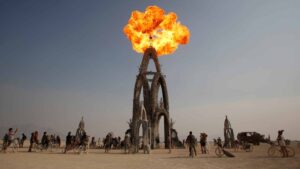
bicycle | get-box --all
[215,145,224,157]
[215,143,235,158]
[1,138,19,153]
[30,142,43,152]
[267,144,295,157]
[241,142,253,152]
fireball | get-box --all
[123,6,190,56]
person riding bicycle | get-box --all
[64,132,72,153]
[2,128,18,151]
[56,135,61,147]
[277,130,288,157]
[7,128,18,143]
[20,133,27,148]
[28,131,39,152]
[217,137,222,147]
[90,137,96,148]
[80,132,88,146]
[41,132,50,149]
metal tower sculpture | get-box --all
[131,47,170,152]
[223,115,235,148]
[75,116,86,142]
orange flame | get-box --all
[123,6,190,56]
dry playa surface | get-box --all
[0,143,299,169]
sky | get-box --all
[0,0,299,140]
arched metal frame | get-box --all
[131,47,170,150]
[133,120,149,153]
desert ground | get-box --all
[1,142,299,169]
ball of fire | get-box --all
[123,6,190,56]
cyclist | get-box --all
[277,130,288,157]
[64,132,72,153]
[3,128,18,152]
[41,132,49,149]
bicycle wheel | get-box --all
[245,144,253,152]
[0,143,4,152]
[248,144,253,152]
[1,142,8,152]
[49,143,54,152]
[12,143,18,153]
[286,147,295,157]
[35,144,42,152]
[267,146,277,157]
[215,147,223,157]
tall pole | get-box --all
[169,119,171,153]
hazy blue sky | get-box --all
[0,0,299,140]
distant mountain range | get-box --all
[0,124,64,139]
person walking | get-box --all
[124,134,131,154]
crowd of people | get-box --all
[1,128,61,153]
[183,131,209,158]
[64,131,89,153]
[1,127,291,158]
[183,130,291,158]
[28,131,61,152]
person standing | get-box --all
[277,130,288,157]
[200,133,208,154]
[124,134,131,154]
[186,131,197,157]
